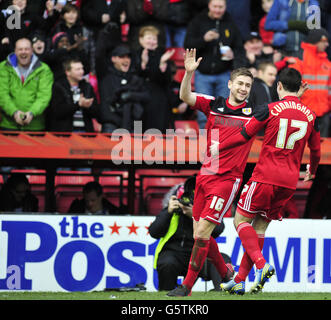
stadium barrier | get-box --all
[0,214,330,292]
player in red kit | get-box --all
[216,68,321,294]
[167,49,256,296]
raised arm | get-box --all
[179,49,202,107]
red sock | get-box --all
[236,222,266,270]
[183,238,210,291]
[207,237,228,278]
[235,234,265,283]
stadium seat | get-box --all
[55,171,95,213]
[169,47,185,67]
[173,68,185,83]
[174,120,200,135]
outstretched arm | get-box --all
[179,48,202,106]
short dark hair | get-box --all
[278,68,302,92]
[83,181,103,196]
[257,61,277,72]
[63,59,82,71]
[230,67,254,82]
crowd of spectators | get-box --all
[0,0,330,218]
[0,0,329,135]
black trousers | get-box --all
[156,249,229,291]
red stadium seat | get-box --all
[174,120,200,135]
[169,47,185,67]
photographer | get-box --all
[149,176,231,291]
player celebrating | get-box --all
[216,68,321,294]
[167,49,256,296]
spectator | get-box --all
[98,44,150,133]
[44,31,89,80]
[149,176,231,291]
[46,58,98,132]
[226,0,251,40]
[0,173,38,212]
[68,181,119,215]
[264,0,320,58]
[259,0,274,46]
[80,0,126,74]
[164,0,192,48]
[132,25,174,132]
[0,37,53,131]
[184,0,244,129]
[51,3,86,48]
[30,31,47,60]
[234,31,273,76]
[289,28,331,137]
[126,0,168,51]
[248,61,278,107]
[1,0,60,52]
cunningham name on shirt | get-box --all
[271,101,314,122]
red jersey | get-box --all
[193,95,254,177]
[242,96,321,189]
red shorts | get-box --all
[192,173,241,225]
[237,180,295,221]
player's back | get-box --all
[252,95,318,189]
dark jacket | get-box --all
[80,0,125,29]
[68,197,119,215]
[184,9,244,75]
[0,187,38,213]
[149,185,224,254]
[46,77,98,132]
[132,47,172,132]
[248,77,278,107]
[99,66,150,131]
[51,20,84,46]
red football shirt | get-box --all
[193,95,254,177]
[242,96,321,189]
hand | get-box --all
[203,30,220,42]
[23,112,33,125]
[79,96,94,108]
[209,139,220,158]
[13,110,25,126]
[222,47,234,60]
[177,102,188,114]
[159,49,175,72]
[298,81,308,98]
[303,164,315,182]
[102,13,111,24]
[184,48,202,74]
[141,48,149,70]
[160,49,175,64]
[1,37,10,45]
[178,203,193,217]
[73,34,87,50]
[46,0,54,13]
[168,195,180,214]
[246,51,256,64]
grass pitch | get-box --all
[0,291,330,300]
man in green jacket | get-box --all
[0,38,53,131]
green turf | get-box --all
[0,291,330,300]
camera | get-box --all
[174,176,196,214]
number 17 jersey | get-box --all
[243,95,320,190]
